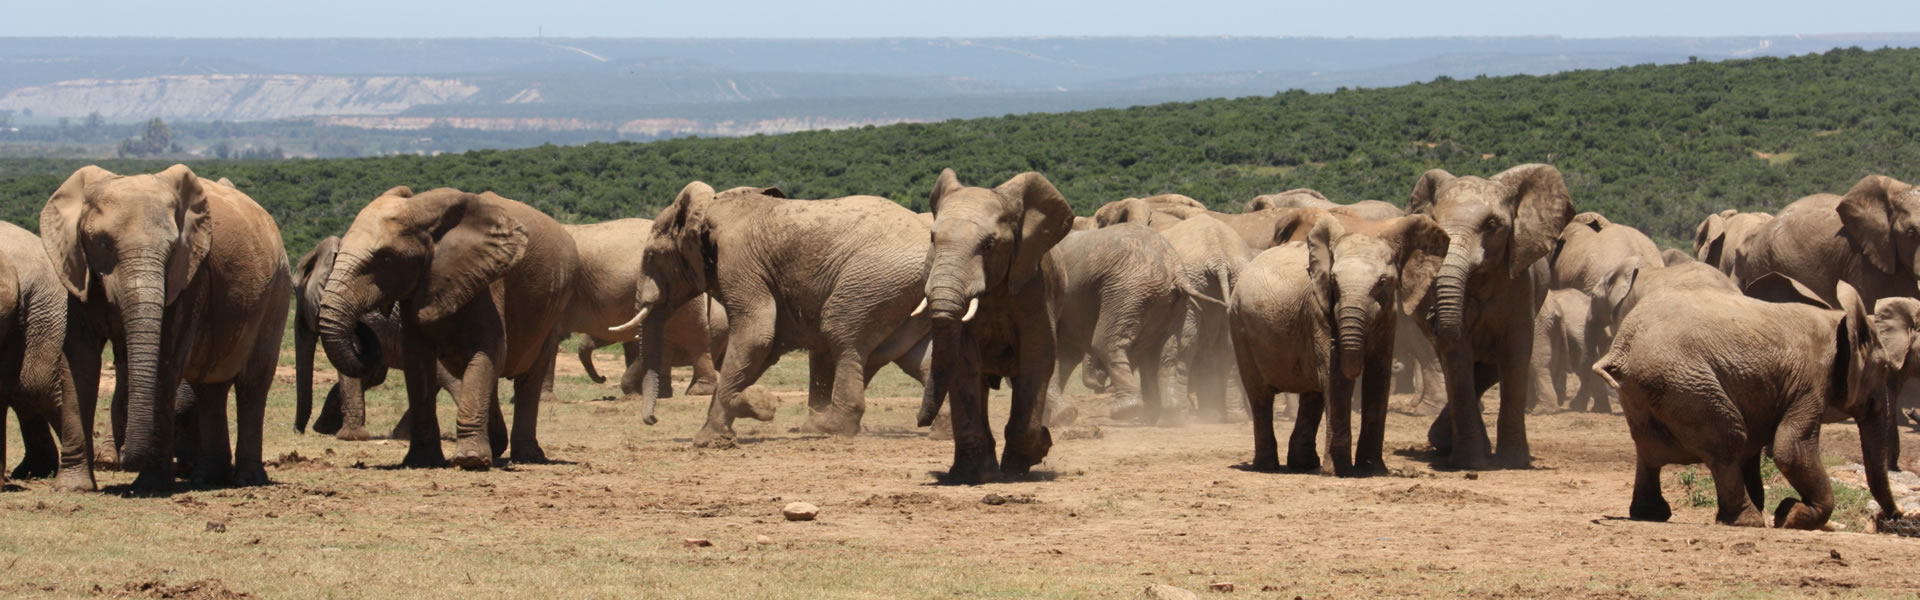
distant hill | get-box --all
[4,45,1916,257]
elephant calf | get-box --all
[0,222,91,491]
[1595,275,1905,529]
[1047,224,1206,425]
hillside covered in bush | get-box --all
[3,46,1917,254]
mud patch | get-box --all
[1369,483,1506,505]
[98,578,254,599]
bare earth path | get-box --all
[4,352,1919,598]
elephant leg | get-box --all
[946,371,998,484]
[1246,385,1280,471]
[1741,455,1765,512]
[313,382,345,436]
[1048,346,1084,428]
[1287,392,1325,472]
[1428,360,1498,469]
[694,312,778,449]
[799,348,859,435]
[539,340,561,407]
[1628,455,1671,522]
[685,344,717,396]
[49,354,95,491]
[1324,374,1357,476]
[1355,348,1394,476]
[109,352,128,468]
[1396,314,1447,416]
[399,334,448,469]
[887,335,932,386]
[508,353,556,464]
[448,349,500,470]
[1770,424,1835,530]
[11,409,58,480]
[188,381,235,485]
[65,330,104,479]
[230,347,274,487]
[1002,360,1056,476]
[1528,313,1562,413]
[1101,343,1144,423]
[1705,458,1765,527]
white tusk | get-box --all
[910,297,928,317]
[959,297,980,322]
[608,307,650,333]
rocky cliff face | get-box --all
[0,74,480,121]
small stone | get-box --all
[1830,549,1843,561]
[1730,542,1757,555]
[1464,472,1479,480]
[782,502,819,521]
[982,494,1007,506]
[204,520,227,533]
[1140,584,1200,600]
[682,538,712,548]
[756,535,774,545]
[1208,582,1235,593]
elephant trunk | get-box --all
[1860,385,1901,520]
[1335,304,1370,380]
[116,256,169,474]
[918,322,957,427]
[294,320,316,433]
[1432,238,1476,341]
[634,309,668,426]
[924,247,983,322]
[317,258,382,380]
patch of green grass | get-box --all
[1672,457,1874,530]
[1676,466,1716,508]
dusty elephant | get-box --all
[1231,210,1447,475]
[1532,213,1662,413]
[612,183,932,448]
[319,187,576,470]
[562,219,717,397]
[292,236,460,441]
[1692,208,1773,282]
[919,169,1074,484]
[43,165,290,489]
[1408,164,1574,469]
[1160,214,1254,422]
[0,222,91,491]
[1047,224,1211,425]
[1093,195,1292,251]
[1595,275,1905,529]
[1248,189,1405,221]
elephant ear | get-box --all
[1569,212,1610,233]
[1271,207,1329,247]
[662,181,717,288]
[1494,163,1575,279]
[1834,281,1882,415]
[928,168,965,215]
[1104,198,1158,227]
[1387,215,1450,316]
[1661,248,1696,267]
[756,187,786,199]
[1872,297,1920,373]
[1743,272,1832,309]
[1598,256,1643,323]
[157,165,214,306]
[1693,212,1728,259]
[995,172,1074,289]
[294,236,342,331]
[0,246,17,340]
[214,177,235,189]
[1837,174,1914,275]
[40,165,116,299]
[1406,169,1455,216]
[1304,215,1344,298]
[406,189,528,325]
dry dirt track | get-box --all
[4,352,1920,599]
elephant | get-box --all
[1046,224,1211,425]
[1159,215,1254,422]
[1734,174,1920,309]
[1248,189,1405,221]
[1594,275,1904,529]
[318,186,576,470]
[561,219,717,397]
[1092,195,1291,250]
[43,165,290,489]
[611,183,932,448]
[1693,208,1774,280]
[1531,213,1663,413]
[919,169,1074,484]
[1661,248,1696,267]
[292,236,460,441]
[1229,209,1448,475]
[1407,163,1574,469]
[0,222,92,491]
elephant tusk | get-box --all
[910,297,928,317]
[608,307,650,333]
[959,297,980,322]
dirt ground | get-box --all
[5,349,1920,599]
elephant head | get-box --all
[318,187,527,382]
[611,181,729,425]
[41,164,213,473]
[292,236,342,434]
[1407,164,1574,341]
[1246,188,1331,212]
[1093,197,1162,228]
[1692,209,1737,263]
[1306,213,1448,379]
[1836,175,1920,282]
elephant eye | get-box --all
[1484,216,1502,230]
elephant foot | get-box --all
[453,435,493,470]
[9,456,56,480]
[509,441,551,464]
[1108,395,1144,422]
[1045,403,1079,428]
[1719,506,1767,528]
[234,463,269,487]
[927,413,953,441]
[92,446,119,469]
[334,427,372,442]
[54,468,97,492]
[943,453,1001,485]
[1349,458,1388,478]
[190,463,234,487]
[1002,428,1053,476]
[313,411,343,437]
[1448,448,1494,471]
[402,444,450,469]
[727,386,780,422]
[687,380,716,396]
[1493,445,1533,470]
[1629,497,1672,522]
[1426,418,1453,452]
[1285,455,1321,473]
[127,465,175,495]
[691,426,738,449]
[798,414,860,437]
[1772,498,1829,530]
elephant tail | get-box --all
[1592,352,1623,390]
[1176,278,1228,309]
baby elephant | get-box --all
[1231,210,1446,476]
[1595,275,1906,529]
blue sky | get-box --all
[5,0,1916,38]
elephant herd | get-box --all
[0,163,1914,532]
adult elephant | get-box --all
[1230,209,1447,475]
[1248,189,1405,221]
[612,183,931,448]
[1048,224,1208,425]
[1692,209,1774,281]
[562,219,717,397]
[919,169,1074,484]
[43,165,290,489]
[1595,276,1904,529]
[1532,213,1663,413]
[0,223,91,491]
[1093,195,1290,251]
[292,236,460,441]
[1160,215,1253,422]
[319,187,575,470]
[1408,164,1574,469]
[1734,175,1920,309]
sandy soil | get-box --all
[4,351,1920,599]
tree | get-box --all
[83,111,103,131]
